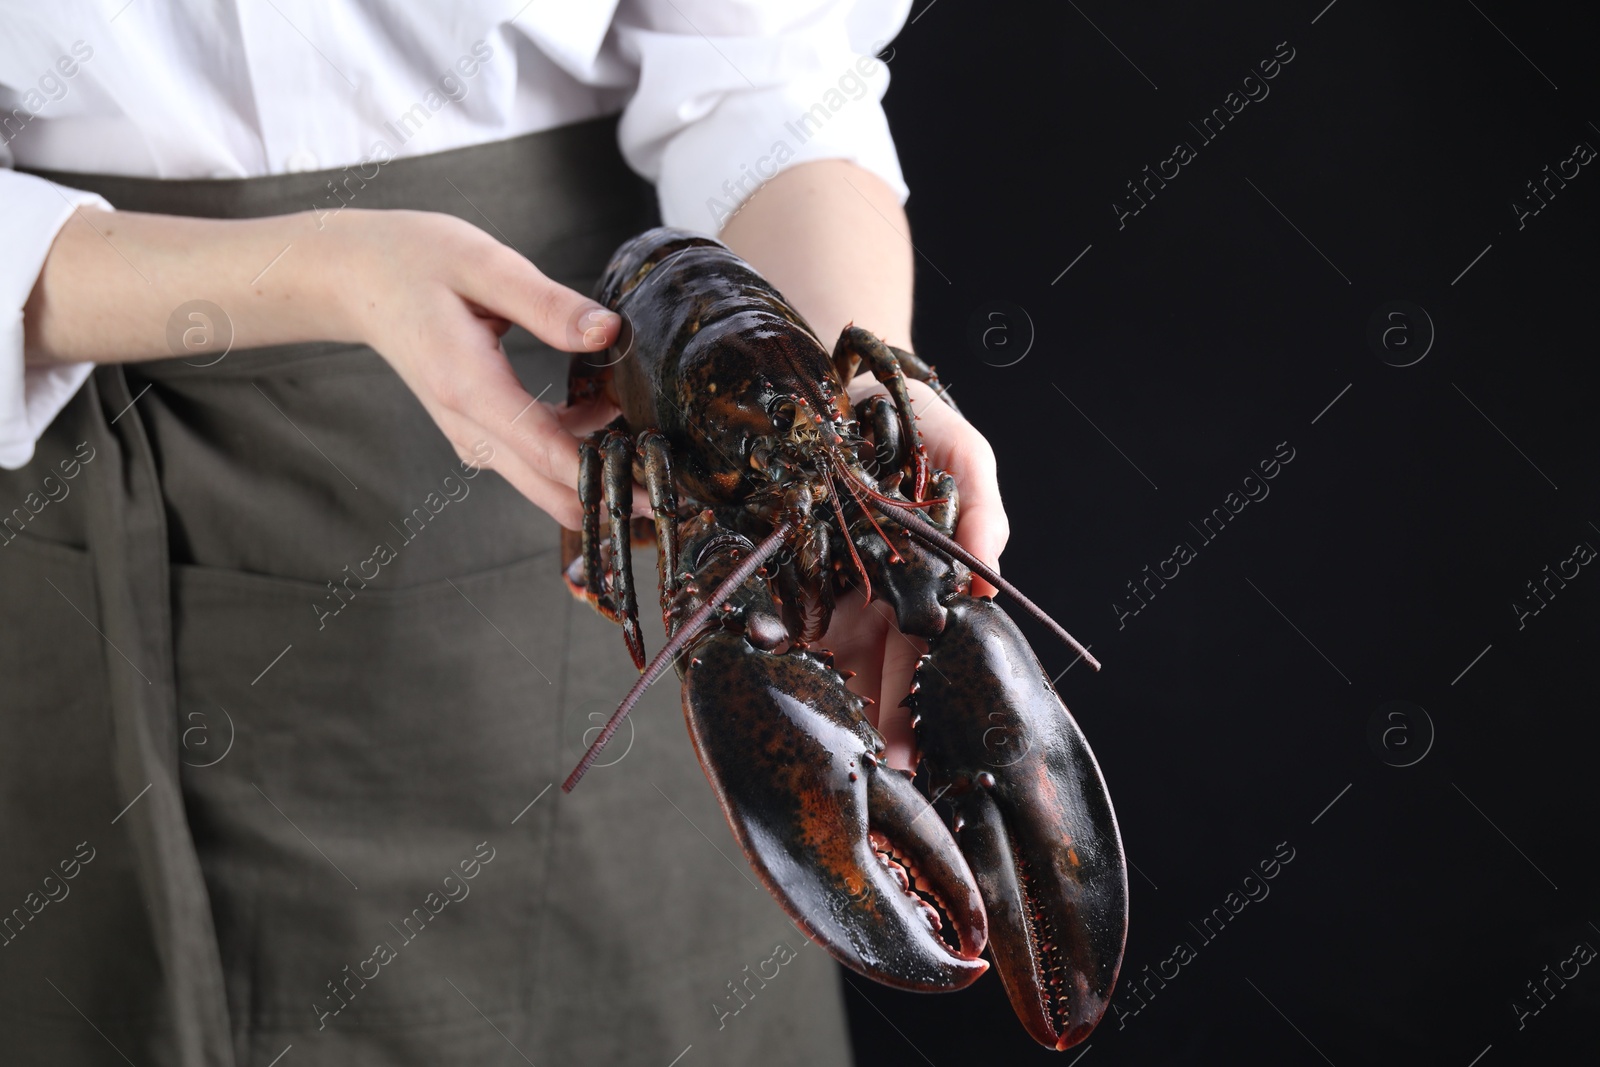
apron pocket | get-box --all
[170,548,565,1037]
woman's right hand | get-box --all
[330,209,646,530]
[24,203,645,529]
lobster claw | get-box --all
[681,629,989,990]
[913,596,1128,1050]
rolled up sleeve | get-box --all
[0,168,105,469]
[612,0,912,234]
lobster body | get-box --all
[582,232,850,506]
[561,228,1127,1050]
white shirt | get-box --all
[0,0,911,468]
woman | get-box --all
[0,3,1008,1064]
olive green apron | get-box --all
[0,118,851,1066]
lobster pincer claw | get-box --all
[682,629,989,990]
[913,596,1128,1050]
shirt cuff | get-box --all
[616,27,908,235]
[0,170,106,469]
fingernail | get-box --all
[584,326,608,347]
[585,308,620,327]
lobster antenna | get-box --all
[563,516,799,793]
[838,461,947,509]
[870,498,1103,672]
[820,464,873,604]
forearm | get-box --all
[27,160,913,365]
[23,207,356,364]
[717,159,914,351]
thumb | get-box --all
[460,247,621,353]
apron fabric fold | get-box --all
[1,117,852,1066]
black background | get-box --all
[845,2,1599,1064]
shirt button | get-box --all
[285,148,320,172]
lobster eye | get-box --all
[766,396,799,433]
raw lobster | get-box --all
[560,228,1126,1050]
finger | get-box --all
[431,336,598,495]
[465,433,585,530]
[953,505,1008,598]
[944,438,1008,598]
[496,405,627,518]
[556,398,623,438]
[458,247,622,353]
[381,300,625,528]
[910,382,1008,595]
[490,449,584,530]
[439,324,654,515]
[435,408,587,529]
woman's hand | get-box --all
[25,204,642,530]
[332,209,647,529]
[822,373,1011,770]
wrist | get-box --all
[294,208,378,346]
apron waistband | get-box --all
[21,115,643,222]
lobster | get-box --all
[558,227,1127,1050]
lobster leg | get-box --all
[855,394,904,487]
[834,325,930,500]
[566,430,610,609]
[564,427,648,668]
[638,430,679,632]
[926,470,959,536]
[888,344,961,416]
[602,430,646,668]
